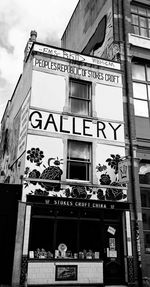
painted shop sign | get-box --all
[27,195,129,210]
[33,43,120,70]
[33,57,121,87]
[29,109,124,142]
[118,159,129,183]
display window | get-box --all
[29,206,103,260]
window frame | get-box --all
[67,140,92,182]
[69,78,92,116]
[132,62,150,117]
[29,207,104,260]
[131,5,150,38]
[141,187,150,254]
[139,160,150,253]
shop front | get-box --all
[23,195,129,286]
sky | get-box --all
[0,0,79,120]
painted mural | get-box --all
[23,134,127,202]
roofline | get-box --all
[30,41,121,67]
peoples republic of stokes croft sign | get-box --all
[29,110,124,142]
[33,58,121,87]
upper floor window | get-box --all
[69,79,91,116]
[131,5,150,38]
[132,62,150,117]
[139,160,150,184]
[67,140,91,181]
[139,160,150,253]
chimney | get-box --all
[24,30,37,63]
[29,30,37,42]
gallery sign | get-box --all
[33,43,120,70]
[29,109,124,143]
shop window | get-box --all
[139,160,150,253]
[29,208,102,260]
[140,186,150,253]
[131,5,150,38]
[69,79,91,116]
[139,160,150,184]
[56,220,78,254]
[79,220,102,252]
[132,62,150,117]
[29,218,54,251]
[67,140,91,181]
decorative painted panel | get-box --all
[23,134,63,201]
[31,71,66,112]
[95,83,123,121]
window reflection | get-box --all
[139,161,150,184]
[134,99,148,117]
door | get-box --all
[103,222,125,285]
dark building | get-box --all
[0,184,22,285]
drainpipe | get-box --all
[121,0,143,286]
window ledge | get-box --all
[129,33,150,49]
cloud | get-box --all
[0,0,78,120]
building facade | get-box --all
[61,0,150,285]
[0,32,134,286]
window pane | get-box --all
[68,161,89,180]
[67,141,91,181]
[138,7,146,16]
[147,67,150,81]
[132,14,138,25]
[71,98,89,115]
[143,210,150,230]
[139,17,147,27]
[132,64,146,80]
[133,83,147,99]
[29,218,54,252]
[70,80,91,116]
[148,85,150,100]
[148,10,150,17]
[141,190,150,207]
[148,19,150,28]
[68,141,90,160]
[131,6,138,13]
[144,232,150,253]
[140,28,148,37]
[70,81,90,99]
[56,220,77,253]
[134,99,149,116]
[79,221,102,252]
[133,26,140,35]
[139,162,150,184]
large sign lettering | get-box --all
[29,109,124,143]
[27,195,129,210]
[33,58,121,87]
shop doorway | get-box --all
[103,221,125,285]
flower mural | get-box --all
[23,135,127,202]
[96,153,127,201]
